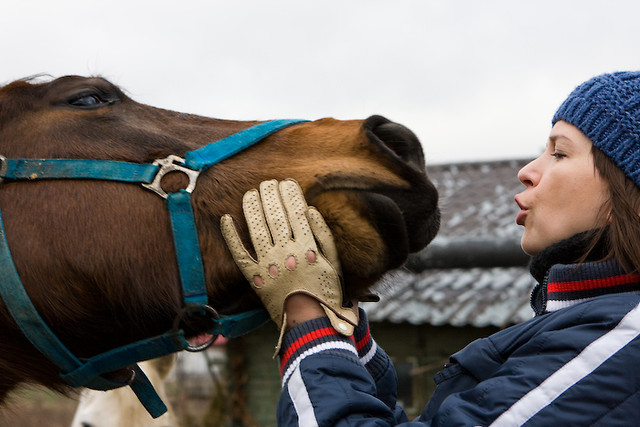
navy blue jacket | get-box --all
[277,260,640,426]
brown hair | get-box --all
[586,146,640,273]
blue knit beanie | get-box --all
[552,71,640,187]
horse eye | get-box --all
[69,94,103,107]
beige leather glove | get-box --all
[221,179,357,354]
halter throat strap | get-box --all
[0,119,308,417]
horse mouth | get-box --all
[354,188,440,255]
[307,182,440,275]
[359,189,440,251]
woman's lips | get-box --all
[515,195,527,226]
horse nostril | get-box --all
[364,115,426,171]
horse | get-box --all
[71,355,178,427]
[0,75,440,415]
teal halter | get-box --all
[0,119,308,417]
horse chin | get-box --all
[310,189,439,297]
[357,192,411,268]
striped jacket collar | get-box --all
[532,259,640,314]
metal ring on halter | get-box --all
[142,155,201,199]
[172,304,220,352]
[101,366,137,387]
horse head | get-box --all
[0,76,439,398]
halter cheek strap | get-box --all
[0,119,308,417]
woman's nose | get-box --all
[517,157,541,187]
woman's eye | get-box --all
[551,152,566,159]
[69,95,102,107]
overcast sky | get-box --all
[2,0,640,164]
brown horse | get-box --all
[0,75,439,405]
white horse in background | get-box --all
[71,355,178,427]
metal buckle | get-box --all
[142,155,200,199]
[172,304,220,352]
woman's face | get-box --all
[515,121,610,256]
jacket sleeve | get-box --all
[277,310,422,426]
[352,308,407,417]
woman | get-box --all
[221,71,640,426]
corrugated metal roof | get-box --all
[368,158,537,328]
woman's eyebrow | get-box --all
[548,134,574,147]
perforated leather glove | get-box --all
[221,179,357,353]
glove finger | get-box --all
[279,179,317,252]
[259,180,292,246]
[220,214,259,277]
[306,207,341,273]
[242,188,273,257]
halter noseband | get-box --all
[0,119,308,417]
